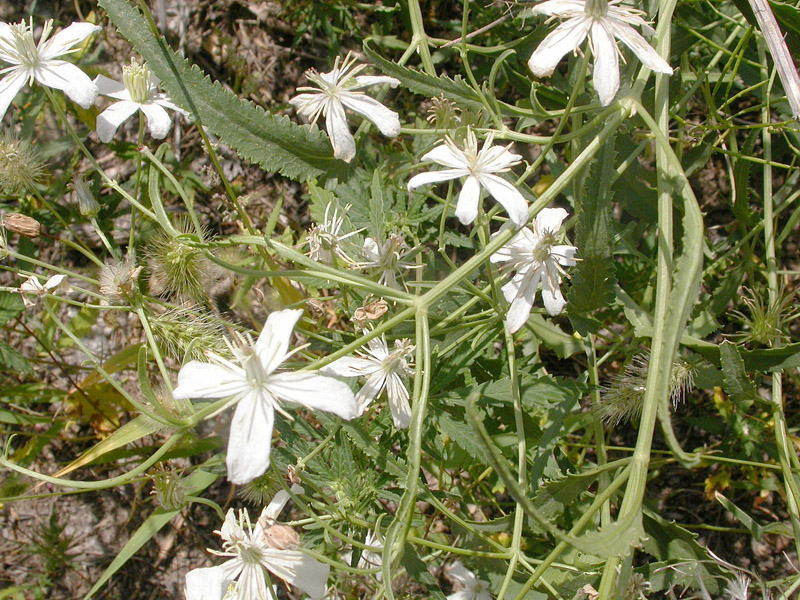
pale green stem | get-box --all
[406,0,436,76]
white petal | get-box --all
[446,561,476,586]
[352,75,401,88]
[34,61,98,108]
[289,92,327,120]
[154,94,189,116]
[267,372,359,420]
[455,176,482,225]
[19,276,44,294]
[355,371,387,412]
[386,374,411,429]
[172,360,249,400]
[530,0,587,16]
[95,101,139,143]
[505,270,541,333]
[591,21,620,106]
[528,16,592,77]
[184,563,240,600]
[407,169,467,191]
[479,174,529,226]
[140,102,172,139]
[260,483,304,522]
[420,144,469,169]
[536,207,569,233]
[552,244,578,266]
[478,144,522,173]
[236,563,268,599]
[325,99,356,162]
[41,22,100,59]
[340,93,401,137]
[93,74,129,99]
[43,274,67,290]
[262,549,330,600]
[541,263,567,315]
[611,20,673,74]
[0,70,28,119]
[321,356,381,378]
[255,309,303,375]
[226,391,275,485]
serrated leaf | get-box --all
[438,410,489,463]
[98,0,343,182]
[363,39,490,113]
[719,341,760,404]
[0,340,32,374]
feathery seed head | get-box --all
[0,133,46,195]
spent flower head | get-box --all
[359,233,414,289]
[490,208,577,332]
[94,58,188,143]
[172,309,359,484]
[18,273,68,308]
[98,257,142,304]
[184,485,330,600]
[527,0,673,105]
[323,333,415,428]
[307,202,360,265]
[290,52,401,162]
[407,129,529,227]
[0,18,100,118]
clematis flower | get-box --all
[172,309,359,484]
[359,233,414,289]
[18,274,67,307]
[184,485,330,600]
[445,561,493,600]
[527,0,673,105]
[0,19,100,119]
[94,58,188,143]
[322,334,414,429]
[490,208,577,333]
[407,129,528,227]
[289,52,401,163]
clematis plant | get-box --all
[0,18,100,119]
[172,309,359,484]
[527,0,673,105]
[289,52,401,162]
[490,208,577,333]
[94,58,188,143]
[360,233,414,289]
[184,484,330,600]
[407,129,529,227]
[18,274,68,307]
[322,334,414,429]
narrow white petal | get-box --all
[326,99,356,162]
[95,101,139,143]
[41,22,100,59]
[340,93,401,136]
[34,61,98,108]
[505,270,541,333]
[93,74,128,99]
[386,374,411,429]
[140,102,172,139]
[536,207,569,233]
[591,21,621,106]
[226,392,275,484]
[407,169,467,191]
[255,309,303,375]
[321,357,381,378]
[420,144,469,169]
[455,176,482,225]
[237,564,268,599]
[478,144,522,173]
[172,360,248,400]
[528,16,592,77]
[262,549,330,600]
[19,277,44,294]
[446,561,476,587]
[267,372,359,420]
[43,274,67,290]
[552,244,578,266]
[154,95,188,116]
[260,483,304,522]
[611,21,673,74]
[184,563,241,600]
[355,371,387,412]
[352,75,401,88]
[530,0,587,16]
[479,174,529,226]
[541,264,567,315]
[289,92,327,120]
[0,70,29,119]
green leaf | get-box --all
[0,340,32,374]
[363,39,490,113]
[0,291,24,325]
[438,409,490,463]
[98,0,343,182]
[719,341,760,405]
[731,129,758,230]
[400,543,447,600]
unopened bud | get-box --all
[73,176,99,218]
[260,524,300,550]
[3,213,41,238]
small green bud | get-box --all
[72,176,99,218]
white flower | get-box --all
[172,309,359,484]
[360,234,413,289]
[343,531,383,581]
[18,274,67,307]
[490,208,577,333]
[527,0,673,105]
[322,335,414,429]
[290,52,401,163]
[407,129,528,227]
[0,19,100,119]
[94,58,188,143]
[307,202,360,265]
[445,561,493,600]
[184,485,330,600]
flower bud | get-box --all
[3,213,41,238]
[260,524,300,550]
[72,176,99,218]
